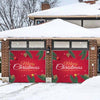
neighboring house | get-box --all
[79,0,98,4]
[29,0,100,28]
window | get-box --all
[11,41,27,48]
[53,40,88,50]
[10,40,46,50]
[72,41,88,48]
[35,19,46,25]
[83,20,100,28]
[29,41,45,48]
[53,41,70,49]
[66,20,81,26]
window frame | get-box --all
[52,40,70,50]
[83,19,100,28]
[71,40,89,50]
[66,20,82,26]
[35,19,46,25]
[10,40,27,50]
[10,40,46,50]
[28,40,46,50]
[52,40,89,50]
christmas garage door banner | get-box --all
[10,51,46,82]
[53,50,89,83]
[10,50,89,83]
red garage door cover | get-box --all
[10,50,46,83]
[53,50,89,83]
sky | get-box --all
[58,0,79,6]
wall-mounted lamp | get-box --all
[46,47,50,54]
[3,38,7,41]
[92,63,94,67]
[91,47,95,50]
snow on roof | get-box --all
[28,3,100,17]
[0,19,99,38]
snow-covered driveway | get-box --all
[0,83,33,99]
[0,83,78,100]
[0,76,100,100]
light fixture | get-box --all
[3,38,6,41]
[92,63,94,67]
[46,46,50,54]
[91,47,95,50]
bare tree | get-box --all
[22,0,38,26]
[0,0,30,31]
[49,0,59,8]
[22,0,59,26]
[0,0,59,31]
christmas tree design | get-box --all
[9,75,15,83]
[80,74,89,80]
[27,75,35,82]
[52,52,57,60]
[68,50,75,58]
[38,74,58,82]
[38,74,46,81]
[79,50,88,60]
[36,51,57,60]
[10,52,14,60]
[52,75,58,83]
[70,74,89,83]
[70,75,78,83]
[25,51,32,58]
[36,51,44,60]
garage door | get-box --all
[52,40,89,83]
[10,40,46,83]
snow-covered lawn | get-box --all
[0,75,100,100]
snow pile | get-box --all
[0,73,7,86]
[0,76,100,100]
[81,76,100,87]
[0,19,98,38]
[66,76,100,100]
[28,3,100,17]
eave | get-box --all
[28,15,100,20]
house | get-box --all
[0,19,99,83]
[28,1,100,28]
[0,1,100,83]
[79,0,98,4]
